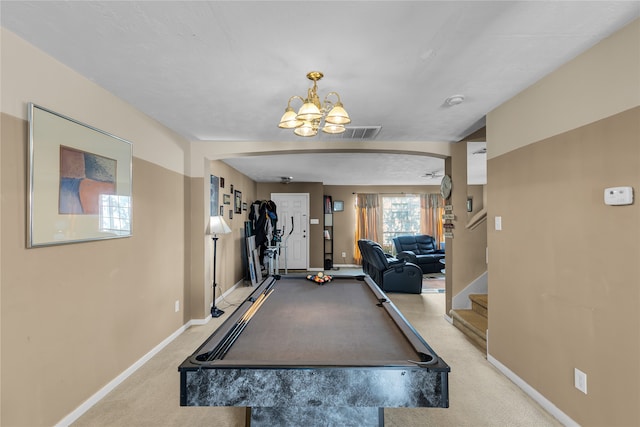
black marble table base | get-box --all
[248,406,383,427]
[182,367,446,408]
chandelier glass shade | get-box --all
[278,71,351,137]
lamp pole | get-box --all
[211,234,224,318]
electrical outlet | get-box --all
[175,300,180,313]
[574,368,587,394]
[342,252,347,258]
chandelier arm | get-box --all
[324,91,342,107]
[287,95,305,109]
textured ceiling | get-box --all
[224,152,448,186]
[2,1,638,184]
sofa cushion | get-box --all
[393,235,439,255]
[392,235,444,274]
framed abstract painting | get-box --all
[27,103,133,247]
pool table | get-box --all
[179,275,449,426]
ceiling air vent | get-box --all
[323,126,381,140]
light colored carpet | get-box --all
[422,273,445,293]
[71,284,562,427]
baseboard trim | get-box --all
[56,278,247,426]
[55,321,191,426]
[189,317,210,326]
[487,353,579,427]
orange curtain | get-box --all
[420,194,445,249]
[354,194,380,264]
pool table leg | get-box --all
[247,406,384,426]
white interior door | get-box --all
[271,193,309,270]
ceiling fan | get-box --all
[421,170,444,179]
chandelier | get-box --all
[278,71,351,137]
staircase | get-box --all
[450,294,488,350]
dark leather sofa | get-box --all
[392,235,445,274]
[357,239,422,294]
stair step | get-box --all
[450,309,487,349]
[469,294,488,309]
[469,294,488,318]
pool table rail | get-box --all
[184,275,445,370]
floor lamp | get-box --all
[209,215,232,318]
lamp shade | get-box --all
[296,101,322,121]
[294,121,318,137]
[325,102,351,125]
[278,107,303,129]
[209,216,232,236]
[322,123,346,134]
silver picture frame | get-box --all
[27,103,133,247]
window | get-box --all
[381,195,421,253]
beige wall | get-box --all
[188,176,205,319]
[488,108,639,426]
[1,28,193,426]
[1,114,190,426]
[487,19,639,427]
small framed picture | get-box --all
[229,209,233,220]
[219,205,224,216]
[333,200,344,212]
[220,177,225,188]
[234,190,242,214]
[467,197,473,212]
[210,175,219,217]
[242,202,247,211]
[223,194,230,205]
[230,184,234,194]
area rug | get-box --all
[422,273,445,293]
